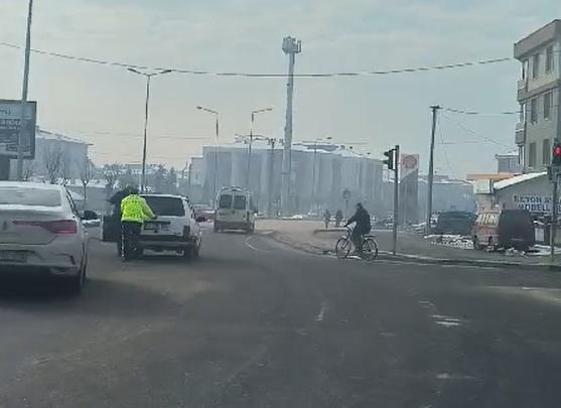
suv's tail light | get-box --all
[14,220,78,234]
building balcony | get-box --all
[515,122,525,145]
[517,78,527,91]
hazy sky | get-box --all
[0,0,559,176]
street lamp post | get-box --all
[246,108,273,191]
[196,106,220,204]
[127,68,172,192]
[311,136,332,214]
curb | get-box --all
[258,230,561,272]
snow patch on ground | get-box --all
[425,234,474,250]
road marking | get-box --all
[316,301,328,322]
[244,236,271,253]
[432,314,462,328]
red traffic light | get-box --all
[552,143,561,167]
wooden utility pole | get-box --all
[426,105,440,235]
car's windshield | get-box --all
[0,187,61,207]
[143,196,184,216]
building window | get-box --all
[520,102,526,123]
[533,53,540,79]
[546,45,554,73]
[543,139,551,165]
[519,145,525,167]
[529,142,536,168]
[544,91,552,120]
[530,98,538,123]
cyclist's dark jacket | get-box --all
[346,207,371,232]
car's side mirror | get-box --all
[196,216,206,223]
[82,210,99,220]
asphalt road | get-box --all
[2,229,561,407]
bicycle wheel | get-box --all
[335,237,352,259]
[361,238,379,261]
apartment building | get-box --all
[514,20,561,172]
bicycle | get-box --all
[335,227,379,261]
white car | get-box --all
[214,187,256,233]
[138,194,204,258]
[0,182,98,293]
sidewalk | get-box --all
[256,219,561,270]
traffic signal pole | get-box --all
[392,145,400,255]
[550,143,561,262]
[551,172,558,262]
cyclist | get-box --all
[120,186,156,261]
[344,203,371,253]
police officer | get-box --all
[120,186,156,261]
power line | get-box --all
[0,41,512,78]
[44,127,211,141]
[436,113,456,177]
[440,112,512,148]
[444,107,520,116]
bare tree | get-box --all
[43,144,64,184]
[77,155,92,209]
[22,160,35,181]
[103,163,122,198]
[60,155,72,186]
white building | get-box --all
[514,20,561,172]
[198,140,384,215]
[9,127,90,182]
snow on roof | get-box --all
[36,128,91,145]
[493,171,546,191]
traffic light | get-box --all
[553,143,561,167]
[383,148,395,170]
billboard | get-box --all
[400,153,419,180]
[399,154,419,224]
[0,99,37,159]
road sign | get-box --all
[0,99,37,159]
[342,188,351,200]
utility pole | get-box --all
[268,139,276,217]
[281,36,301,215]
[426,105,440,235]
[393,145,400,255]
[16,0,34,180]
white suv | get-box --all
[139,194,204,258]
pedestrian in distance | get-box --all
[323,209,332,229]
[120,186,156,261]
[335,209,343,227]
